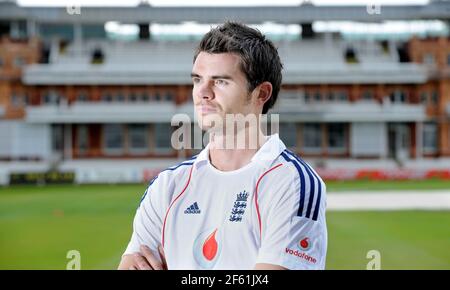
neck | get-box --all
[208,125,268,172]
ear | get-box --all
[255,81,273,107]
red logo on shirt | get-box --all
[193,228,222,269]
[285,248,317,264]
[299,237,311,251]
[284,237,317,264]
[202,229,218,261]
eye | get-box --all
[192,77,201,84]
[215,79,228,86]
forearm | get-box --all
[118,254,135,270]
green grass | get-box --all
[0,184,145,270]
[326,211,450,269]
[0,182,449,270]
[326,179,450,191]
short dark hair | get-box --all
[193,21,283,114]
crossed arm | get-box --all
[117,245,286,270]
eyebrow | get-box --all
[190,73,234,80]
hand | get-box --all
[126,245,167,270]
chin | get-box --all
[197,120,211,131]
[197,113,225,132]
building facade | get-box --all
[0,1,449,183]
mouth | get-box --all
[198,105,217,115]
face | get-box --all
[191,52,261,131]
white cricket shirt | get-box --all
[124,133,327,270]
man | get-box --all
[118,22,327,270]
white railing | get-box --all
[25,102,195,123]
[273,101,426,122]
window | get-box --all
[420,92,428,104]
[327,123,346,153]
[77,91,89,102]
[313,91,321,102]
[77,125,89,155]
[13,56,26,68]
[336,91,348,102]
[103,124,124,154]
[141,92,150,102]
[43,90,61,105]
[128,124,149,153]
[327,91,348,102]
[279,123,297,149]
[326,92,335,102]
[302,123,322,152]
[164,92,174,102]
[23,93,30,105]
[431,91,439,105]
[43,92,50,104]
[423,122,437,154]
[129,93,138,102]
[51,125,63,153]
[361,90,374,101]
[154,123,173,153]
[116,92,125,102]
[421,91,439,105]
[304,91,311,103]
[389,90,407,103]
[101,93,113,102]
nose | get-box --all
[196,81,214,101]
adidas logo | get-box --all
[184,202,201,214]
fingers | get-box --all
[133,253,152,270]
[158,245,168,270]
[140,245,164,270]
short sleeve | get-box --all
[123,174,168,258]
[255,167,327,270]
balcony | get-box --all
[25,102,195,123]
[23,58,428,85]
[23,63,193,85]
[283,63,428,84]
[273,99,426,122]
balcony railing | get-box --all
[25,102,195,123]
[273,99,426,122]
